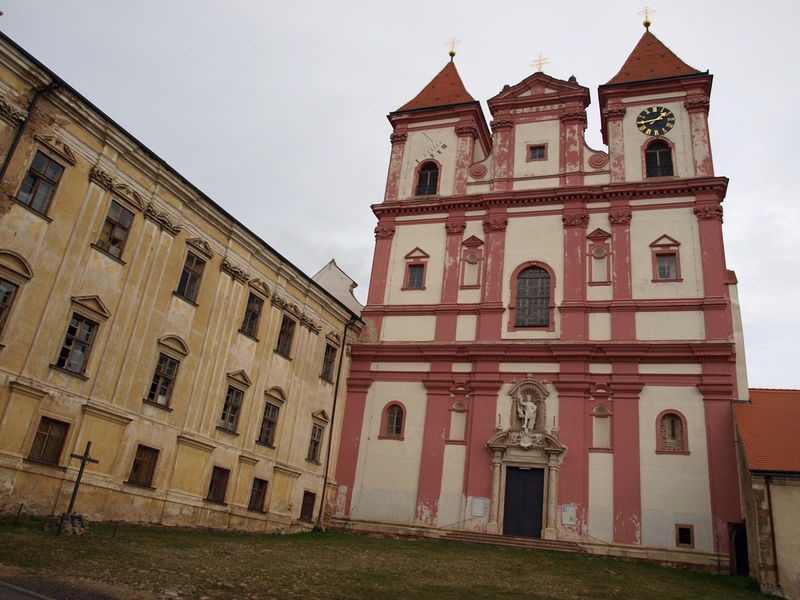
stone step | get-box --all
[440,530,587,554]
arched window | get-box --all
[381,403,405,439]
[515,266,551,327]
[645,140,673,177]
[656,410,688,453]
[415,162,439,196]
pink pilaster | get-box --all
[554,378,590,535]
[477,211,507,340]
[454,126,476,195]
[463,370,502,501]
[561,111,587,186]
[435,217,466,341]
[560,207,589,340]
[336,377,371,516]
[610,376,643,544]
[686,97,714,177]
[694,197,732,340]
[609,204,635,340]
[384,132,407,202]
[603,107,627,183]
[489,118,514,192]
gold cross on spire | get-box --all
[530,53,550,73]
[447,37,461,60]
[638,6,655,30]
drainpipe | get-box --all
[764,475,781,589]
[316,315,356,531]
[0,81,60,187]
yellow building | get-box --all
[0,32,361,531]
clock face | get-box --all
[636,106,676,136]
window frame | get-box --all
[206,465,230,504]
[275,314,296,358]
[239,292,264,340]
[526,143,548,162]
[248,477,269,512]
[299,490,316,522]
[257,399,281,448]
[675,523,695,548]
[414,160,440,196]
[379,402,406,440]
[643,138,675,178]
[0,250,33,346]
[655,409,689,455]
[402,247,429,291]
[54,312,99,377]
[218,385,244,434]
[507,262,556,332]
[28,416,70,465]
[650,235,683,282]
[306,423,325,464]
[0,278,19,339]
[15,150,65,216]
[320,343,337,382]
[126,444,159,488]
[94,199,135,260]
[144,352,180,410]
[175,251,206,304]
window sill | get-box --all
[378,435,404,441]
[238,329,259,342]
[305,459,321,466]
[247,507,267,514]
[656,449,690,455]
[274,350,292,361]
[124,480,155,490]
[90,243,126,265]
[319,375,333,384]
[588,281,612,286]
[401,286,426,291]
[589,447,614,453]
[255,440,276,450]
[652,278,683,283]
[459,284,481,290]
[216,426,240,436]
[142,398,173,412]
[49,364,89,380]
[11,196,53,222]
[444,439,467,445]
[203,498,227,506]
[25,457,66,470]
[172,291,199,307]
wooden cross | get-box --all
[531,53,550,73]
[66,441,99,515]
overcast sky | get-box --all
[1,1,797,389]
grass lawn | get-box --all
[0,518,773,600]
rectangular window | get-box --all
[257,402,280,446]
[656,253,677,279]
[675,524,694,548]
[300,490,316,522]
[528,145,546,160]
[307,424,324,463]
[275,315,295,358]
[0,278,19,336]
[17,151,64,214]
[176,251,205,302]
[28,417,69,464]
[127,444,159,487]
[218,386,243,432]
[56,313,97,374]
[146,353,180,407]
[206,466,230,503]
[240,293,263,338]
[320,344,337,382]
[96,200,134,259]
[248,478,268,512]
[406,264,424,288]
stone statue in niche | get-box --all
[516,389,538,434]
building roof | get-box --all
[396,60,475,112]
[734,389,800,473]
[606,30,702,85]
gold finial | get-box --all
[447,37,461,61]
[530,52,550,73]
[638,6,654,30]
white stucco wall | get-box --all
[589,313,612,340]
[588,452,614,542]
[639,385,713,552]
[385,222,446,305]
[455,314,477,340]
[399,125,459,199]
[349,381,427,524]
[438,444,467,527]
[382,315,436,341]
[772,480,800,600]
[635,311,705,340]
[513,120,560,179]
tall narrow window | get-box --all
[320,344,337,382]
[127,445,159,487]
[56,313,98,374]
[0,278,19,336]
[206,466,230,503]
[218,386,244,432]
[17,151,64,214]
[146,353,180,408]
[307,424,324,463]
[96,200,134,258]
[645,140,673,177]
[258,401,280,447]
[28,417,69,464]
[275,315,295,358]
[300,491,316,522]
[657,411,688,454]
[514,266,551,327]
[406,264,425,288]
[248,478,268,512]
[176,252,205,302]
[415,162,439,196]
[240,293,263,338]
[384,404,404,437]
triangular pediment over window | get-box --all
[587,228,611,242]
[311,409,330,423]
[404,247,430,260]
[650,234,680,248]
[462,235,484,248]
[71,295,111,320]
[34,134,77,165]
[226,370,251,388]
[186,237,213,259]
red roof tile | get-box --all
[606,31,702,85]
[734,389,800,473]
[396,60,475,112]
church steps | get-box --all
[439,530,587,554]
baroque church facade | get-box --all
[335,27,748,567]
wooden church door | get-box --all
[502,467,544,538]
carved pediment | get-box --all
[249,278,271,297]
[144,202,181,235]
[462,235,484,248]
[111,183,145,211]
[587,228,611,242]
[487,429,565,453]
[404,247,429,260]
[220,258,251,284]
[227,370,251,388]
[325,331,342,345]
[312,409,330,423]
[186,238,213,260]
[0,249,33,281]
[650,234,680,248]
[71,295,111,320]
[158,334,189,357]
[0,95,27,125]
[34,135,77,165]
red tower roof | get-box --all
[735,389,800,473]
[606,31,702,85]
[396,60,475,112]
